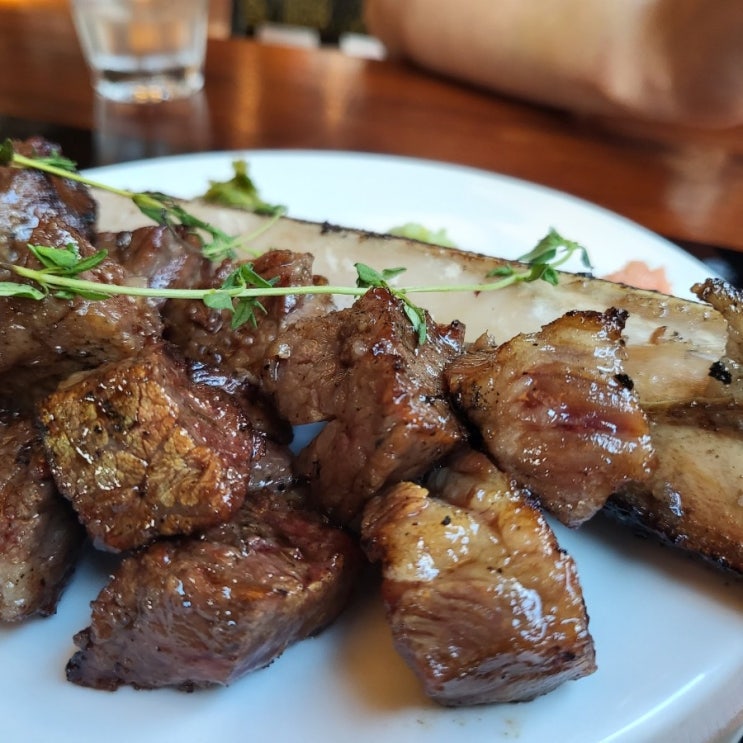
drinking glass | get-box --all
[70,0,209,103]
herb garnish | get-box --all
[203,160,285,216]
[487,228,592,286]
[3,230,589,341]
[0,139,591,342]
[355,263,428,344]
[0,139,278,262]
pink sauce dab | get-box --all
[602,260,672,294]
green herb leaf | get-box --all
[389,222,457,248]
[485,228,591,290]
[518,228,592,270]
[28,243,108,276]
[201,263,279,329]
[203,160,285,216]
[355,262,428,344]
[0,138,13,166]
[0,281,46,299]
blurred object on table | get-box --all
[232,0,384,57]
[365,0,743,129]
[70,0,209,103]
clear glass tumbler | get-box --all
[70,0,209,103]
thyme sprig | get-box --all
[355,263,428,344]
[2,228,590,340]
[0,139,284,262]
[0,138,591,340]
[487,228,592,286]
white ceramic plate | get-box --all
[4,151,742,743]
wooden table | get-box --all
[2,0,743,285]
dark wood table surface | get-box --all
[2,0,743,285]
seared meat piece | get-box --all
[38,344,254,552]
[66,488,361,691]
[361,450,596,706]
[0,137,97,254]
[189,360,292,444]
[163,249,333,382]
[0,217,162,411]
[187,360,297,494]
[283,288,466,526]
[693,278,743,399]
[96,224,204,298]
[0,416,85,621]
[606,398,743,573]
[446,309,656,527]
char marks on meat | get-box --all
[606,398,743,573]
[66,488,361,691]
[361,450,596,705]
[0,416,85,621]
[693,278,743,399]
[446,309,656,527]
[266,287,466,526]
[0,217,162,411]
[38,344,255,552]
[163,249,334,382]
[0,137,97,253]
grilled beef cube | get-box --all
[38,344,254,553]
[446,310,656,527]
[280,288,466,526]
[187,360,297,493]
[361,450,596,706]
[188,360,293,444]
[96,225,204,299]
[0,217,162,410]
[163,249,333,383]
[0,416,85,621]
[0,137,97,255]
[66,488,361,691]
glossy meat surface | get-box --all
[0,416,85,621]
[38,344,254,552]
[446,309,656,526]
[0,218,162,409]
[163,248,333,382]
[0,137,96,252]
[66,489,361,691]
[361,450,596,705]
[290,288,466,526]
[96,224,204,296]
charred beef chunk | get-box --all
[0,416,85,622]
[96,225,205,299]
[38,344,254,553]
[163,249,334,383]
[693,278,743,399]
[187,360,297,495]
[446,309,656,527]
[606,398,743,574]
[361,450,596,706]
[0,137,97,255]
[189,360,293,444]
[66,488,361,691]
[0,217,163,410]
[278,288,466,526]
